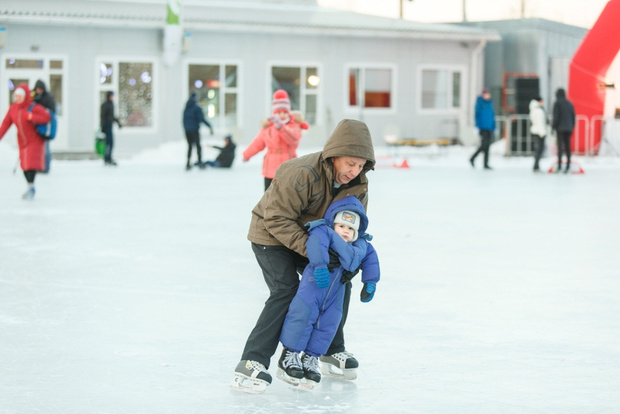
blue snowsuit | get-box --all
[279,196,380,357]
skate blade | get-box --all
[298,379,318,390]
[320,364,357,380]
[230,373,269,394]
[276,368,302,386]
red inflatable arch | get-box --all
[568,0,620,154]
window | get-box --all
[188,63,239,130]
[98,60,154,128]
[420,67,463,111]
[271,65,319,125]
[4,58,64,116]
[347,65,394,110]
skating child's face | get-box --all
[13,93,25,104]
[275,110,289,121]
[334,223,355,243]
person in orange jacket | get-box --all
[242,89,309,191]
[0,83,51,199]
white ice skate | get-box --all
[230,360,272,394]
[319,351,358,380]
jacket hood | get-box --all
[34,80,47,92]
[185,98,197,110]
[14,83,32,108]
[556,88,566,99]
[324,195,369,237]
[322,119,375,171]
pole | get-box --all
[463,0,467,22]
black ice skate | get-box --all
[319,351,358,380]
[276,348,304,386]
[230,360,272,394]
[300,353,321,389]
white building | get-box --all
[0,0,499,157]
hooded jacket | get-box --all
[247,119,376,257]
[33,80,56,113]
[183,95,212,132]
[279,196,380,356]
[475,95,496,131]
[529,99,547,137]
[552,88,576,133]
[0,84,50,171]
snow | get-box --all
[1,140,620,413]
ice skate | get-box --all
[22,187,35,200]
[299,353,321,390]
[230,360,272,394]
[319,351,358,380]
[276,348,304,386]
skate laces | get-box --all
[282,350,302,369]
[246,360,267,373]
[331,351,355,362]
[302,354,320,372]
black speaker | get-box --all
[515,78,539,114]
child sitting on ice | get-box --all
[277,195,380,389]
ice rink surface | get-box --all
[1,142,619,413]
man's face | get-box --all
[331,156,366,185]
[35,88,43,95]
[483,92,491,100]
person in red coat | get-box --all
[242,89,309,191]
[0,83,51,199]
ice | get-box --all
[1,141,620,413]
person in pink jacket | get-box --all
[242,89,308,191]
[0,84,51,200]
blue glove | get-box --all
[360,282,376,302]
[314,266,330,288]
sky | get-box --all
[1,139,620,413]
[318,0,611,28]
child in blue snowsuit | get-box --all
[277,195,380,387]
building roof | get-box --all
[1,0,500,41]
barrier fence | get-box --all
[496,114,615,157]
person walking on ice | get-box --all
[230,119,376,394]
[276,196,380,389]
[0,84,51,200]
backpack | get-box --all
[28,103,57,140]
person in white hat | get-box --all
[0,84,51,199]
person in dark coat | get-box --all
[552,88,576,173]
[100,91,122,166]
[470,88,496,170]
[33,79,56,173]
[183,92,213,170]
[278,196,380,387]
[204,135,236,168]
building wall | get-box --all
[1,21,484,156]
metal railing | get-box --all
[497,114,616,157]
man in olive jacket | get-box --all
[232,119,376,394]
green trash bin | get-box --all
[95,129,106,158]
